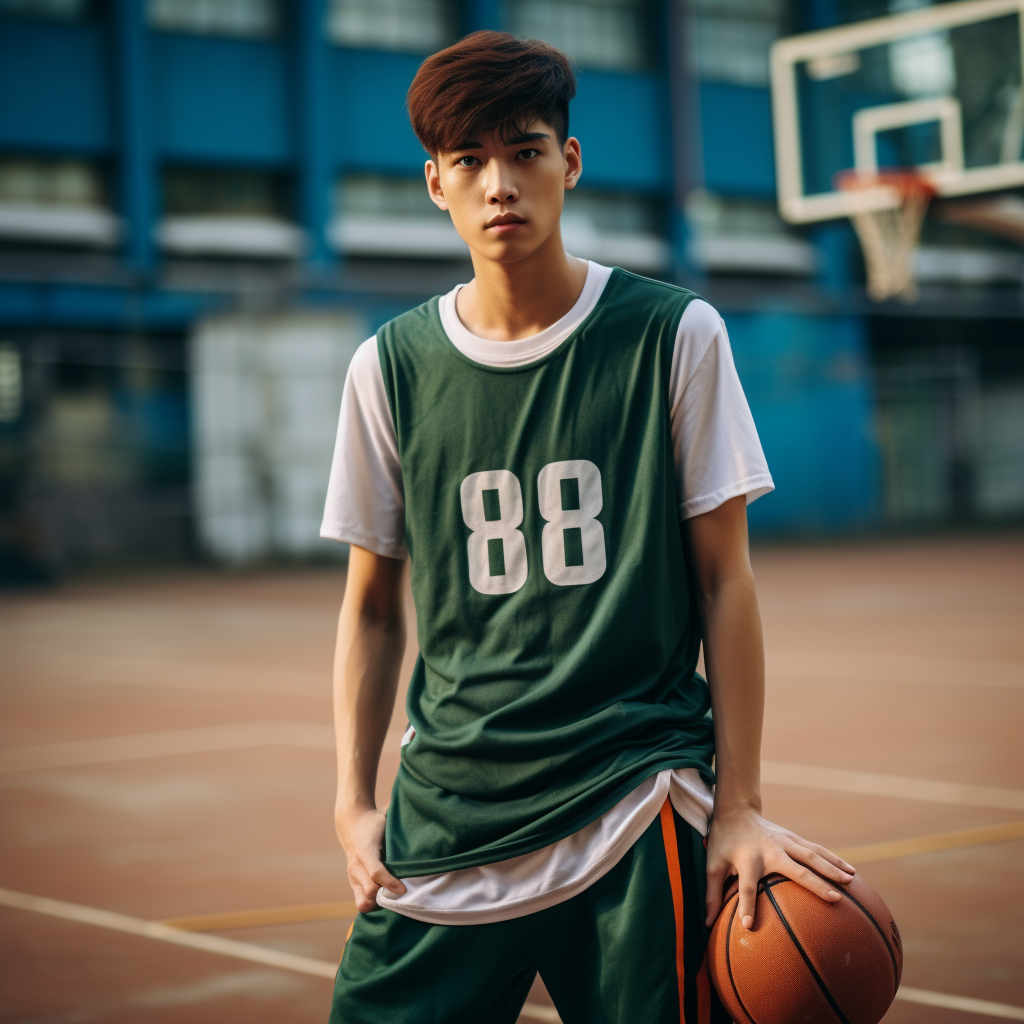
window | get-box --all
[0,157,118,247]
[0,158,105,209]
[691,0,787,87]
[684,189,818,274]
[561,189,670,272]
[339,174,444,219]
[162,167,286,217]
[507,0,654,71]
[563,188,663,234]
[331,174,464,258]
[158,167,301,257]
[147,0,278,38]
[326,0,456,53]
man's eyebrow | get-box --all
[449,130,550,152]
[506,131,550,145]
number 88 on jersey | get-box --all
[459,460,607,596]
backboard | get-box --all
[771,0,1024,223]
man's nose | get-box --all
[484,161,517,204]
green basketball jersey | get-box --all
[377,269,715,877]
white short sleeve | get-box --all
[669,300,774,520]
[320,337,408,559]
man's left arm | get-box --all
[684,495,856,932]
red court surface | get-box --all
[2,536,1022,1023]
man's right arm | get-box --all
[333,544,409,912]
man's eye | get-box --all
[517,148,540,160]
[457,156,479,167]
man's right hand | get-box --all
[336,804,408,913]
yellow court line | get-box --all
[835,819,1024,865]
[160,821,1024,934]
[162,900,357,932]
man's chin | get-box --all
[468,234,550,265]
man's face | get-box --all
[425,117,582,264]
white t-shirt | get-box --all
[321,261,774,924]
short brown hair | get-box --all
[407,31,577,156]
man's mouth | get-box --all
[486,213,527,233]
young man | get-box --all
[321,31,854,1023]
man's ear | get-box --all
[425,160,449,211]
[563,137,582,191]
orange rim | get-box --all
[835,169,936,199]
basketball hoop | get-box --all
[836,171,936,303]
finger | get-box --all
[354,890,377,914]
[785,842,855,884]
[789,836,855,875]
[347,864,366,902]
[779,859,844,904]
[368,862,407,897]
[737,871,759,930]
[349,877,377,915]
[705,864,726,926]
[349,862,381,912]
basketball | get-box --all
[708,873,903,1024]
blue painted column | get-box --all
[464,0,502,34]
[813,223,857,296]
[663,0,704,283]
[293,0,333,266]
[112,0,155,273]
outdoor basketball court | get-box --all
[1,536,1022,1022]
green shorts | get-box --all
[329,800,731,1024]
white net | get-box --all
[839,173,935,303]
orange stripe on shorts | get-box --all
[659,798,687,1023]
[697,948,712,1024]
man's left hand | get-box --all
[705,806,856,930]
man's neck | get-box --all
[455,228,590,342]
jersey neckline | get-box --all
[435,261,615,372]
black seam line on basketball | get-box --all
[833,887,900,998]
[724,899,761,1024]
[764,886,852,1024]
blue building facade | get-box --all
[0,0,1020,570]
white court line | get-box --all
[6,724,1024,814]
[762,761,1024,812]
[897,986,1024,1021]
[0,721,334,773]
[761,765,1024,811]
[26,656,329,698]
[1,886,1021,1021]
[0,885,337,978]
[769,650,1024,690]
[0,887,557,1022]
